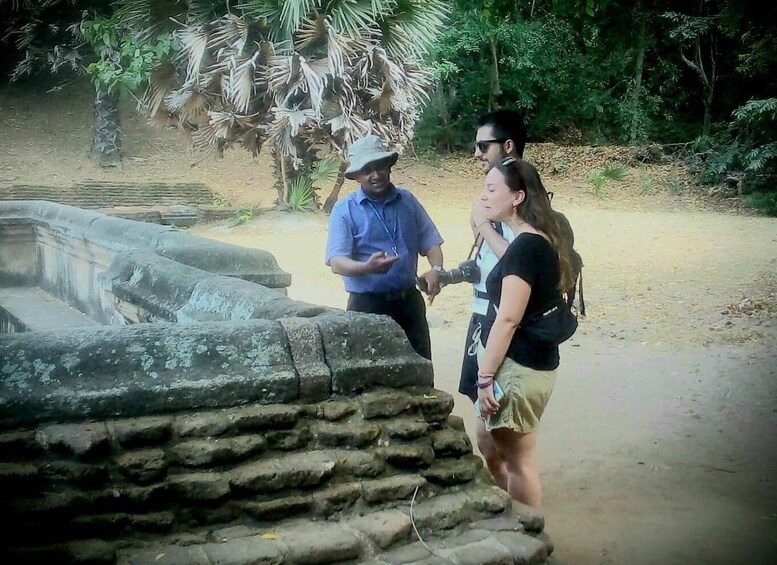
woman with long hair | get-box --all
[474,157,576,508]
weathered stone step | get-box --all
[1,181,220,209]
[0,287,100,332]
[108,487,541,565]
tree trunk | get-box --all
[679,31,717,138]
[91,86,121,167]
[702,34,716,137]
[488,37,501,111]
[628,10,647,143]
[323,161,348,214]
[435,83,452,153]
[702,88,713,137]
[271,147,286,205]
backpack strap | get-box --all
[469,221,504,261]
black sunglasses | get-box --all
[475,138,507,152]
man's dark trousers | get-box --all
[347,288,432,360]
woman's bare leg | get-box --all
[490,428,541,508]
[475,418,508,490]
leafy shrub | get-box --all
[287,156,341,212]
[230,206,258,227]
[685,99,777,202]
[746,192,777,216]
[288,177,315,212]
[587,164,628,197]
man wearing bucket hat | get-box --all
[325,134,445,360]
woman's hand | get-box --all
[471,198,489,232]
[477,382,500,417]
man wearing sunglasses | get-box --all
[462,110,582,490]
[326,134,445,361]
[459,110,528,483]
[461,109,528,392]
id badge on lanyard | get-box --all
[368,201,399,257]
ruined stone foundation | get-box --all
[0,202,552,564]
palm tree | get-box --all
[119,0,449,210]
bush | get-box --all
[746,192,777,216]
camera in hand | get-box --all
[417,260,480,294]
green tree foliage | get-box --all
[686,98,777,209]
[80,16,178,96]
[418,8,595,150]
[414,0,776,214]
[1,0,178,165]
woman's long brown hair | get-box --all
[495,158,576,293]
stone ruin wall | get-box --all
[0,201,552,564]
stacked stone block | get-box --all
[1,389,551,564]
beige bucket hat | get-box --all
[344,135,399,180]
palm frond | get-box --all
[187,0,223,25]
[165,85,212,124]
[265,53,305,101]
[378,0,449,58]
[10,48,44,81]
[236,0,285,42]
[326,112,372,142]
[239,125,267,156]
[49,44,81,73]
[14,21,39,49]
[325,20,359,77]
[208,14,249,54]
[143,63,180,116]
[279,0,319,36]
[294,11,325,51]
[264,116,296,159]
[177,25,209,79]
[287,175,315,211]
[329,0,377,38]
[224,53,258,113]
[399,60,431,102]
[273,105,316,137]
[309,155,340,184]
[298,55,329,113]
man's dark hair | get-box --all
[476,109,527,158]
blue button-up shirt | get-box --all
[326,185,443,293]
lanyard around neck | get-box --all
[366,200,399,256]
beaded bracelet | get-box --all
[477,370,495,379]
[476,380,494,389]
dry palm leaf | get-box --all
[208,14,249,54]
[143,63,179,117]
[298,56,329,114]
[165,86,211,125]
[178,26,209,80]
[224,53,259,113]
[295,12,326,51]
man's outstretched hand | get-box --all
[365,251,400,274]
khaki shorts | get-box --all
[477,345,557,433]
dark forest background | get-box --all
[2,0,776,214]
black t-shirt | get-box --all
[481,233,562,370]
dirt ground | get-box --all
[2,83,777,564]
